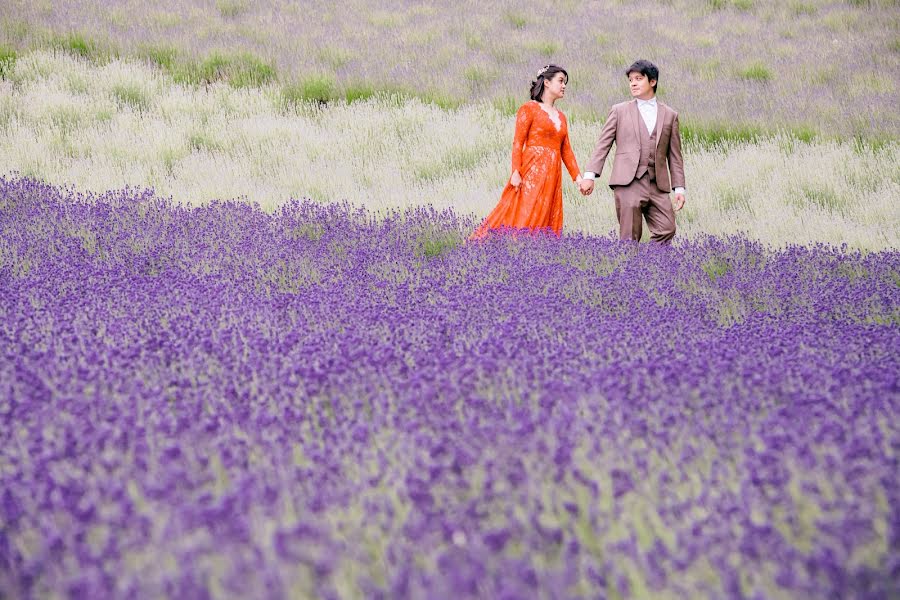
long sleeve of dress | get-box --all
[510,103,534,174]
[561,129,580,182]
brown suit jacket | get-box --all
[584,99,685,193]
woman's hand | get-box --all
[510,170,522,188]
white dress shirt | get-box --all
[584,96,685,196]
[637,96,657,135]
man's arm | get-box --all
[584,106,619,178]
[668,113,686,210]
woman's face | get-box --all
[543,72,567,101]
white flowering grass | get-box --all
[1,51,898,250]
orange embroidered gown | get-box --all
[471,101,580,239]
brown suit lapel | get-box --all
[654,103,665,149]
[629,100,641,143]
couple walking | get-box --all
[470,60,686,243]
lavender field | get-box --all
[1,176,898,598]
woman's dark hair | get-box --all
[530,64,568,101]
[625,60,659,92]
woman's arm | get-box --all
[561,124,581,182]
[510,103,535,178]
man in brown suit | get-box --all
[579,60,685,243]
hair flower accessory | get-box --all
[537,65,550,78]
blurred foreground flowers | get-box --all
[1,177,897,598]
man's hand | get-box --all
[510,170,522,188]
[579,179,595,196]
[672,192,685,212]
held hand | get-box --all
[510,170,522,188]
[672,193,686,212]
[579,179,595,196]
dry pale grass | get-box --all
[1,51,897,250]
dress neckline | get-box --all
[534,101,562,132]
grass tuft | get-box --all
[173,51,276,88]
[738,62,773,82]
[344,82,376,104]
[138,43,179,71]
[111,83,149,111]
[282,75,338,107]
[702,256,731,280]
[416,230,464,258]
[681,121,765,146]
[528,41,560,58]
[790,1,818,15]
[216,0,250,18]
[505,12,528,29]
[0,44,16,80]
[797,183,843,213]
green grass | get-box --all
[137,43,179,71]
[717,187,752,212]
[491,95,520,116]
[172,51,276,88]
[702,256,731,280]
[0,44,16,80]
[282,75,338,107]
[528,41,560,58]
[316,46,353,70]
[216,0,249,18]
[505,11,528,29]
[415,230,464,258]
[796,182,844,213]
[414,146,491,182]
[681,121,766,146]
[187,130,224,153]
[111,83,149,112]
[738,62,773,82]
[344,82,377,104]
[46,31,118,62]
[789,1,818,15]
[463,66,495,86]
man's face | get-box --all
[628,72,656,99]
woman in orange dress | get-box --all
[470,64,583,240]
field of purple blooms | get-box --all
[1,175,898,598]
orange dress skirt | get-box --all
[471,101,580,239]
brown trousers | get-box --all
[612,174,676,243]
